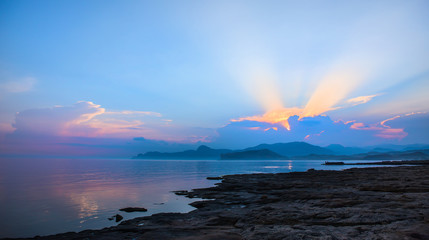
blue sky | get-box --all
[1,0,429,156]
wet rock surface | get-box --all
[119,207,148,213]
[19,166,429,239]
[107,214,123,222]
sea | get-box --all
[0,157,398,238]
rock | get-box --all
[207,176,223,180]
[323,161,345,165]
[108,214,123,222]
[172,190,188,195]
[115,214,123,222]
[119,207,148,212]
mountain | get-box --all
[133,145,232,159]
[360,150,429,160]
[366,144,429,152]
[293,149,429,160]
[220,149,288,160]
[133,142,429,160]
[402,144,429,151]
[245,142,333,156]
[325,144,367,155]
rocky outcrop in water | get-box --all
[119,207,148,213]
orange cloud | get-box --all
[232,107,302,130]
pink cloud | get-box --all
[13,101,105,136]
[349,113,422,140]
[0,101,216,156]
[376,128,407,139]
[10,101,168,139]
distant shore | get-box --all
[323,159,429,165]
[16,164,429,240]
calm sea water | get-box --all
[0,157,396,238]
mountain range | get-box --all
[134,142,429,160]
[133,145,232,159]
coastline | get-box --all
[11,165,429,240]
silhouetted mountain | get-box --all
[402,144,429,151]
[371,148,395,153]
[397,151,429,159]
[133,145,232,159]
[293,149,429,160]
[325,144,367,155]
[245,142,333,156]
[220,149,288,160]
[362,153,395,160]
[366,144,429,152]
[133,141,429,160]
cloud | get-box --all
[0,101,186,156]
[12,101,105,136]
[212,112,429,149]
[7,101,172,139]
[231,107,303,130]
[0,77,36,93]
[350,121,407,140]
[346,94,380,106]
[2,101,428,157]
[213,115,354,148]
[104,111,162,117]
[380,112,429,144]
[347,112,428,141]
[229,92,379,132]
[193,2,429,122]
[0,122,14,142]
[0,101,217,156]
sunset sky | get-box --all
[1,0,429,156]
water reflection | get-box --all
[261,161,293,170]
[69,194,99,219]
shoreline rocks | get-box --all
[206,176,223,180]
[323,159,429,166]
[107,214,123,222]
[18,166,429,239]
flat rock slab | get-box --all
[119,207,148,213]
[21,166,429,240]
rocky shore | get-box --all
[17,165,429,240]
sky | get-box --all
[1,0,429,157]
